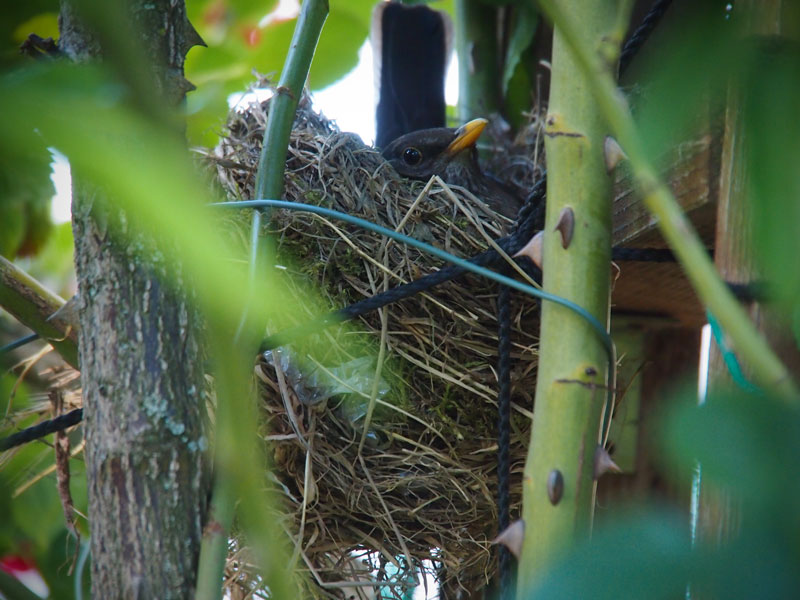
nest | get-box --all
[208,92,543,598]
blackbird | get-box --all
[381,118,522,219]
[372,2,452,148]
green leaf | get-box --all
[529,506,800,600]
[12,12,59,44]
[659,389,800,515]
[502,3,537,94]
[0,203,25,259]
[0,140,54,258]
[24,222,75,298]
[503,51,533,129]
[187,0,279,40]
[333,0,378,30]
[529,510,693,599]
[744,40,800,315]
[309,8,367,89]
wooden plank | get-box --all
[610,127,719,326]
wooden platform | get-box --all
[610,130,719,327]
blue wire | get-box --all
[706,310,761,393]
[0,332,40,355]
[210,198,617,429]
[211,199,613,357]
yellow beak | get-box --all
[445,118,488,155]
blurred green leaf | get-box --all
[744,39,800,315]
[529,509,693,600]
[503,48,533,129]
[23,222,76,299]
[660,389,800,518]
[186,4,369,146]
[310,7,367,89]
[12,13,59,45]
[631,5,736,163]
[333,0,377,30]
[0,59,324,595]
[529,505,800,600]
[502,2,537,95]
[10,474,68,551]
[0,141,54,258]
[0,204,25,259]
[530,386,800,599]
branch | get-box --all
[239,0,329,337]
[537,0,798,399]
[0,255,79,368]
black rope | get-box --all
[612,247,676,262]
[0,408,83,452]
[619,0,675,74]
[496,284,513,600]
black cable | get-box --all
[496,284,513,600]
[0,408,83,452]
[612,247,676,262]
[619,0,675,74]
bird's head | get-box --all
[381,118,488,180]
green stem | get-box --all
[517,1,617,592]
[241,0,329,341]
[194,477,235,600]
[537,0,798,399]
[455,0,501,121]
[0,256,79,368]
[255,0,329,203]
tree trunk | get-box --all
[60,1,209,597]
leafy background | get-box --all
[1,1,799,598]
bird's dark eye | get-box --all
[402,147,422,166]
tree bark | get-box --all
[60,1,209,597]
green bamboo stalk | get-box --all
[454,0,501,121]
[516,2,619,593]
[0,255,79,368]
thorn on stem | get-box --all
[513,231,543,269]
[553,207,574,249]
[603,136,628,172]
[593,445,622,479]
[547,469,564,505]
[493,519,525,559]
